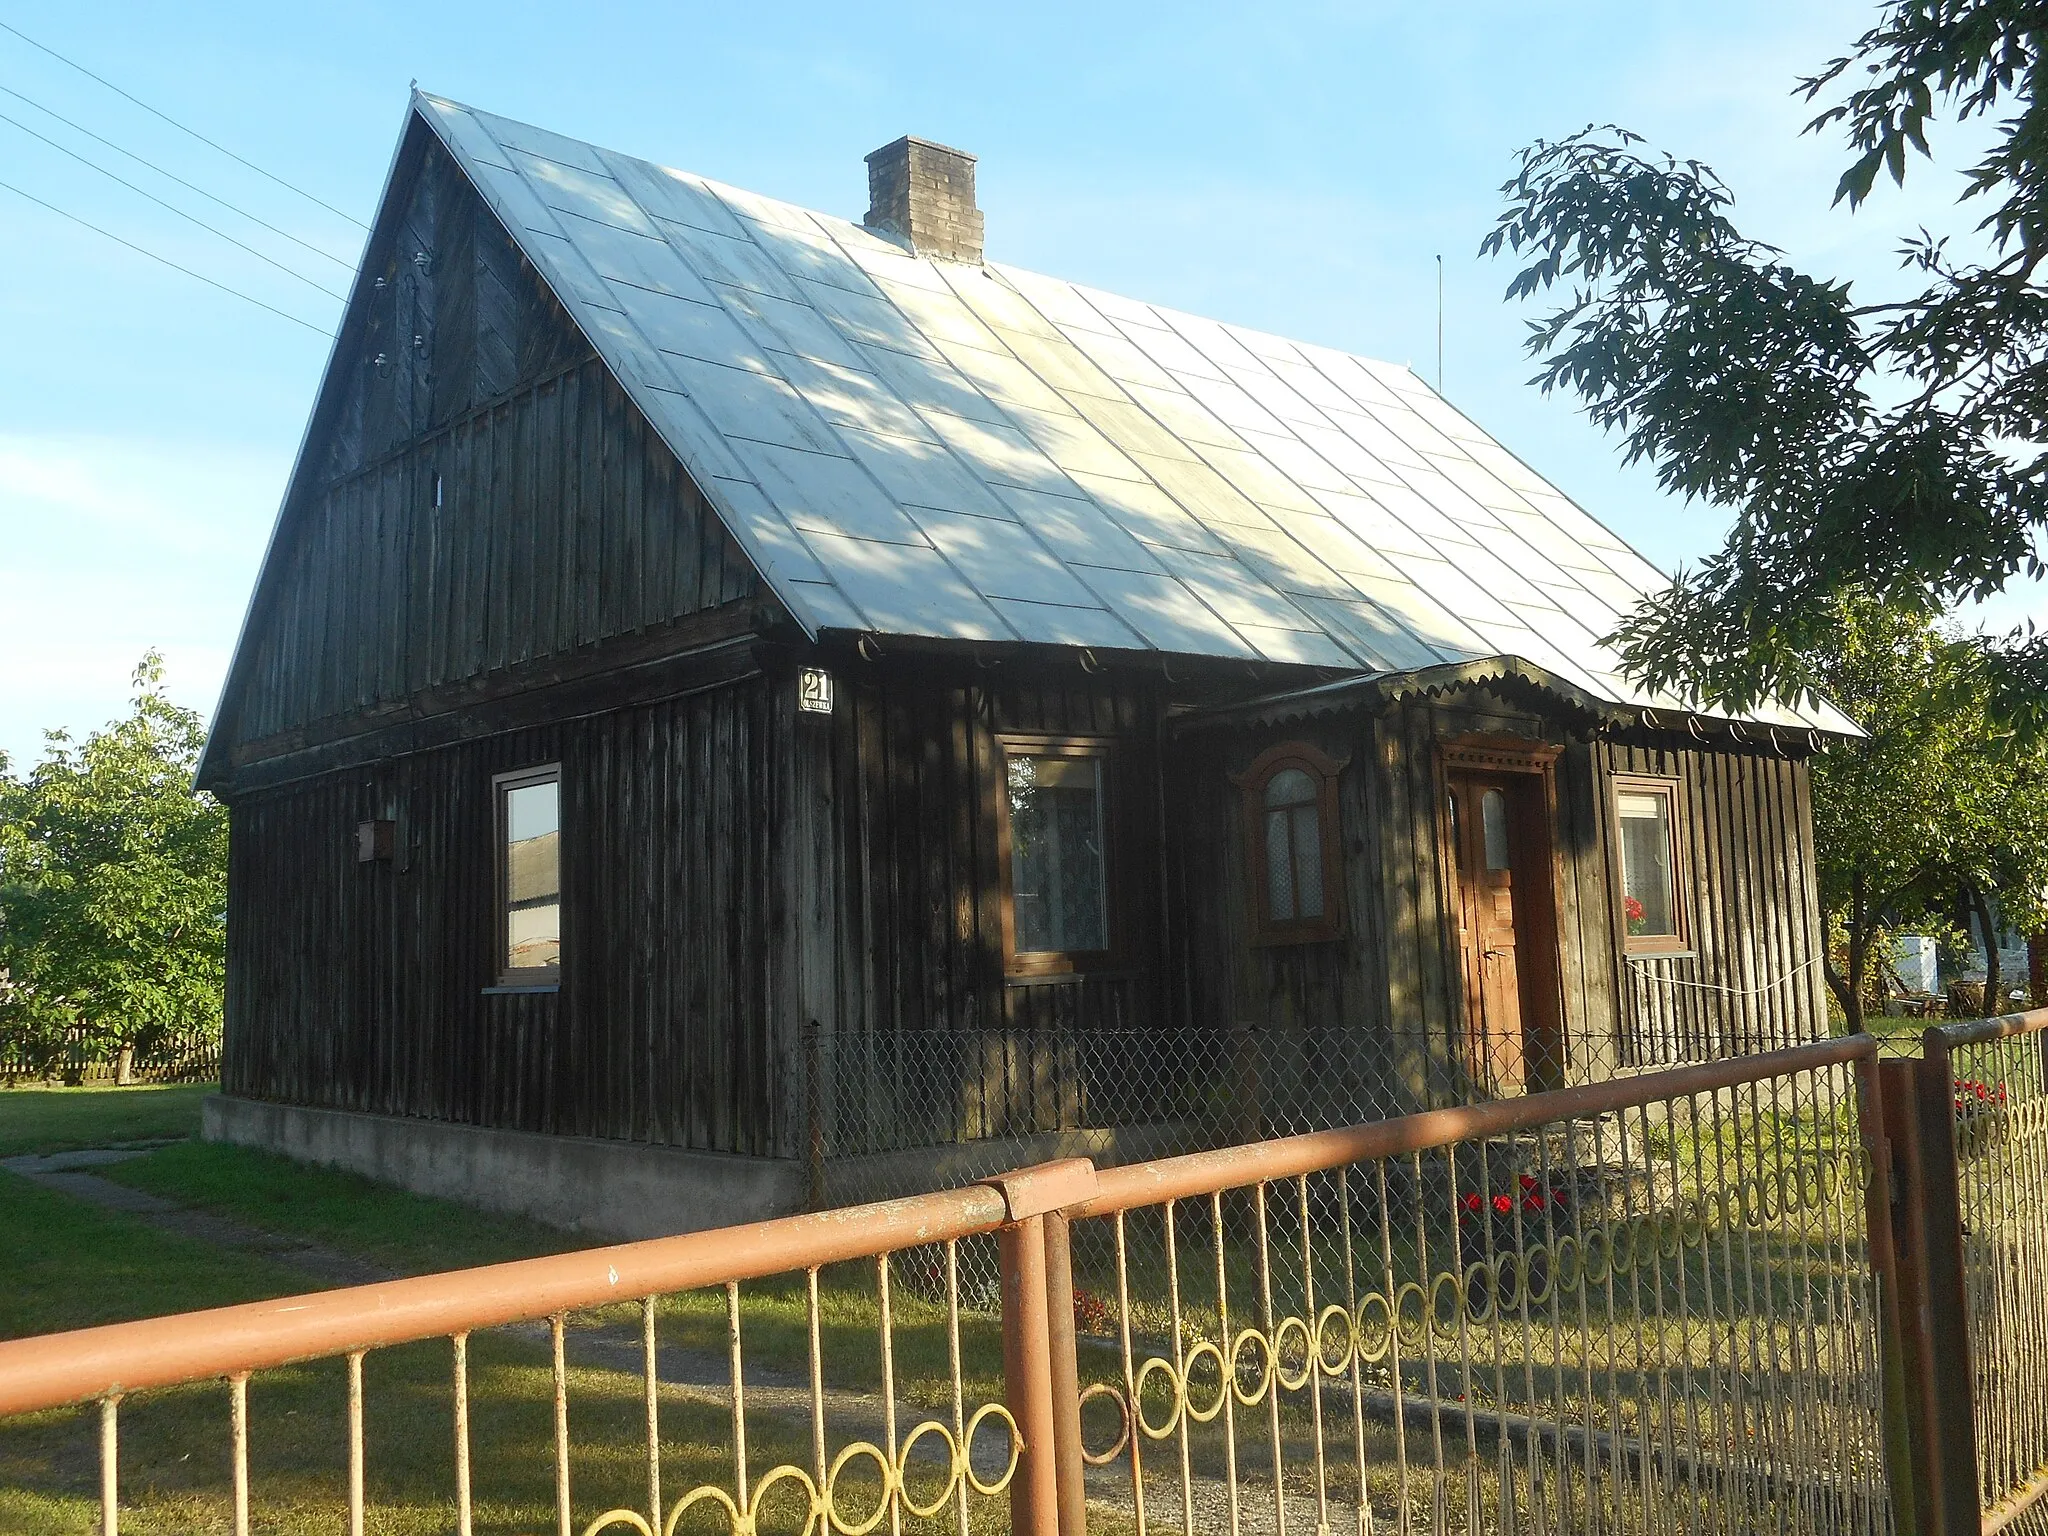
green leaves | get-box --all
[1488,3,2048,734]
[0,653,226,1070]
[1805,592,2048,1025]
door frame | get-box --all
[1434,734,1568,1091]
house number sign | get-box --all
[798,667,835,715]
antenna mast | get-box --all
[1436,254,1444,394]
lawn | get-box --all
[0,1082,213,1159]
[0,1153,1009,1534]
[103,1140,583,1275]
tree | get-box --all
[0,654,227,1079]
[1481,1,2048,729]
[1805,592,2048,1030]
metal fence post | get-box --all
[1874,1056,1937,1536]
[1000,1215,1061,1536]
[1882,1045,1983,1536]
[1916,1034,1983,1536]
[1042,1211,1088,1536]
[983,1159,1099,1536]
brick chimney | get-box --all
[863,136,983,264]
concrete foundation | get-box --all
[203,1095,808,1240]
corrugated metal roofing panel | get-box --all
[1077,566,1257,656]
[996,486,1169,572]
[408,92,1859,732]
[986,598,1146,649]
[801,530,1009,639]
[837,427,1013,519]
[915,507,1107,607]
[716,285,868,371]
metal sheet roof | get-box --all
[413,92,1857,735]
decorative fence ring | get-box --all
[1427,1270,1465,1340]
[1554,1234,1582,1294]
[826,1440,897,1536]
[1355,1291,1395,1363]
[580,1510,657,1536]
[1656,1208,1682,1261]
[1463,1260,1497,1325]
[1393,1281,1429,1349]
[1315,1303,1355,1375]
[1581,1227,1611,1287]
[747,1464,826,1534]
[1272,1315,1315,1392]
[1078,1382,1133,1467]
[963,1403,1022,1496]
[1180,1339,1230,1424]
[1524,1241,1555,1307]
[1133,1354,1184,1440]
[1679,1196,1708,1248]
[1609,1217,1636,1276]
[1229,1326,1275,1406]
[1493,1248,1524,1314]
[893,1421,960,1519]
[659,1485,743,1536]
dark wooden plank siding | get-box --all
[230,359,758,749]
[216,123,759,766]
[222,675,793,1156]
[797,657,1167,1142]
[1596,736,1828,1064]
[1166,692,1829,1099]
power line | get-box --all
[0,175,335,337]
[0,107,346,300]
[0,80,354,269]
[0,18,367,230]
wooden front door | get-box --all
[1447,770,1558,1093]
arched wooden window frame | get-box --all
[1232,741,1348,945]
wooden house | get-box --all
[196,95,1857,1235]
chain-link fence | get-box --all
[807,1021,1600,1310]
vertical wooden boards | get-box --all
[223,677,792,1156]
[228,360,760,750]
[1591,735,1828,1064]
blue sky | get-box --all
[1,1,2036,768]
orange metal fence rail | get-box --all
[0,1033,1898,1536]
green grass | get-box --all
[102,1141,585,1276]
[0,1165,304,1342]
[0,1082,213,1159]
[0,1165,1007,1534]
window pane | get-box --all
[1265,807,1296,921]
[1290,804,1324,918]
[1481,788,1510,871]
[1618,790,1677,938]
[505,779,560,970]
[1009,754,1108,954]
[1264,766,1317,809]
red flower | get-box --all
[1460,1192,1483,1213]
[1492,1193,1514,1214]
[1624,896,1645,922]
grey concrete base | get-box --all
[203,1096,807,1240]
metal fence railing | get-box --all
[0,1028,220,1086]
[1917,1010,2048,1534]
[0,1032,1893,1536]
[1059,1036,1891,1536]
